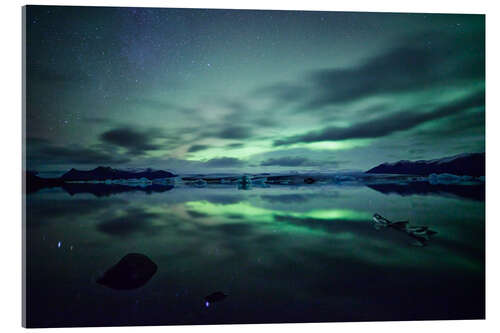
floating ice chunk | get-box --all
[251,177,267,184]
[186,179,207,187]
[372,213,437,246]
[428,173,463,184]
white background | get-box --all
[1,0,498,332]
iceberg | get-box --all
[372,213,437,246]
[428,173,466,185]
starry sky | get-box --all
[25,6,485,174]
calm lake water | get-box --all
[25,183,485,327]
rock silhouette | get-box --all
[204,291,228,305]
[96,253,158,290]
[304,177,316,184]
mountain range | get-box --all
[60,166,176,181]
[26,152,485,195]
[366,152,485,176]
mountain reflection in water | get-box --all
[25,183,484,327]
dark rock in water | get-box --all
[204,291,227,303]
[96,253,157,290]
[304,177,316,184]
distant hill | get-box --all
[366,152,485,176]
[25,171,63,193]
[61,166,176,181]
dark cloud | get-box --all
[38,146,130,164]
[412,106,485,140]
[215,223,254,236]
[187,144,210,153]
[217,125,253,139]
[186,210,209,219]
[128,156,247,173]
[254,117,277,127]
[27,138,130,168]
[82,116,114,124]
[226,143,244,149]
[261,156,320,167]
[275,91,484,146]
[204,157,245,168]
[257,28,484,111]
[219,100,277,129]
[253,82,306,104]
[222,101,249,115]
[100,127,163,155]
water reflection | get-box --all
[368,183,485,201]
[62,182,174,197]
[25,183,485,327]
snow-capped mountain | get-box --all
[366,152,485,176]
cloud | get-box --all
[187,144,210,153]
[254,117,277,127]
[257,28,484,111]
[204,157,245,168]
[412,106,485,139]
[82,116,114,124]
[132,98,198,114]
[186,210,210,219]
[100,127,163,155]
[217,125,253,139]
[27,138,130,168]
[261,156,319,167]
[214,223,255,236]
[274,91,484,146]
[253,82,306,104]
[226,143,244,149]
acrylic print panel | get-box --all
[23,5,485,328]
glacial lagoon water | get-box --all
[25,182,485,327]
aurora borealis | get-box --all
[25,6,485,174]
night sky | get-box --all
[25,6,485,174]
